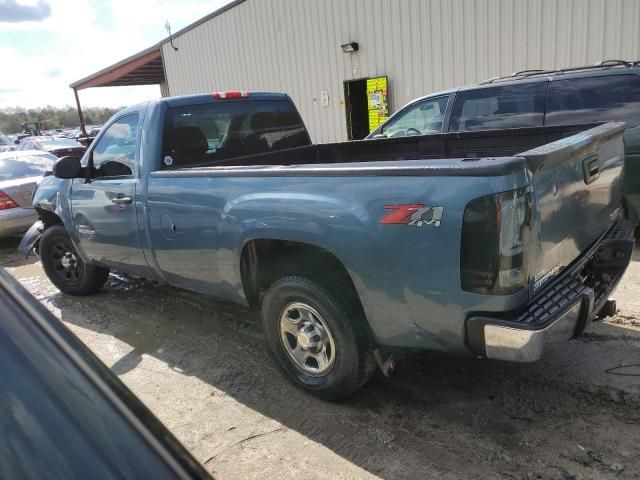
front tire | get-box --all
[40,225,109,296]
[261,275,375,401]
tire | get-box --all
[39,225,109,296]
[261,275,375,401]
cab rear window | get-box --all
[449,82,547,132]
[546,74,640,127]
[160,100,310,169]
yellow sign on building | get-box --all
[366,76,389,132]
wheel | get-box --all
[39,226,109,296]
[261,275,375,400]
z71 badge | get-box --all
[380,204,444,227]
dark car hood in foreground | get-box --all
[0,268,212,480]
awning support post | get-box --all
[73,87,87,137]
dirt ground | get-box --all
[2,237,640,480]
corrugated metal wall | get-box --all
[162,0,640,143]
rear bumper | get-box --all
[466,220,635,362]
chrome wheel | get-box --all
[279,302,336,377]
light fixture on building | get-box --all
[341,42,359,53]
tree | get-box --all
[0,105,123,133]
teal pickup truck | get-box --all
[21,92,635,399]
[369,60,640,225]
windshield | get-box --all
[0,155,54,181]
[0,133,10,146]
[378,96,449,138]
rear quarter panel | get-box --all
[146,167,529,352]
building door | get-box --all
[344,79,369,140]
[344,76,390,140]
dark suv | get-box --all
[368,60,640,223]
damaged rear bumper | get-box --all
[466,220,635,363]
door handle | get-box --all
[112,195,132,205]
[583,155,600,185]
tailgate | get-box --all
[519,122,626,293]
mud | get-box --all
[2,236,640,480]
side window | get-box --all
[380,96,449,137]
[91,114,139,178]
[449,82,547,132]
[161,100,310,169]
[546,75,640,127]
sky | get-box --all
[0,0,231,108]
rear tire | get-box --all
[40,226,109,296]
[261,275,375,401]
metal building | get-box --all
[72,0,640,143]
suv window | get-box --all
[91,114,139,178]
[546,74,640,127]
[379,96,449,137]
[449,82,547,132]
[161,99,310,169]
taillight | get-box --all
[212,91,250,99]
[0,191,18,210]
[461,187,531,295]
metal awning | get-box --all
[69,44,166,137]
[70,45,165,90]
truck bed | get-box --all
[170,123,602,170]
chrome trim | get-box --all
[484,302,582,362]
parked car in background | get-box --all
[12,133,31,143]
[368,60,640,224]
[88,125,102,137]
[59,128,81,139]
[23,92,634,400]
[0,150,56,237]
[0,132,16,152]
[16,136,87,158]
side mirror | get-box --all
[53,156,83,179]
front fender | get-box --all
[32,176,73,229]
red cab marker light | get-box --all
[212,91,250,99]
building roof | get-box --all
[69,0,247,90]
[70,45,164,90]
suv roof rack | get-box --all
[480,59,640,84]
